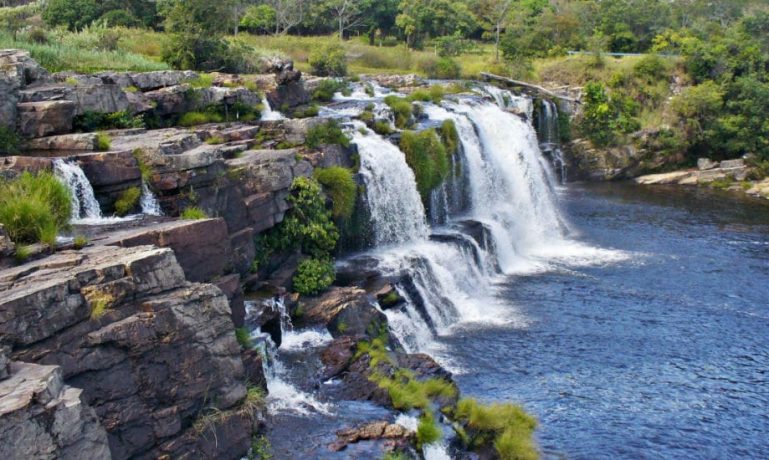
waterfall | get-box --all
[245,299,331,416]
[140,182,163,216]
[352,124,429,245]
[538,99,567,184]
[261,97,285,121]
[53,159,102,221]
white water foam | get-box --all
[140,181,163,216]
[261,96,285,121]
[53,159,102,222]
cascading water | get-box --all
[53,159,102,221]
[538,99,567,184]
[261,97,285,121]
[140,182,163,216]
[245,299,331,416]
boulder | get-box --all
[697,158,719,171]
[298,287,388,339]
[17,101,76,138]
[329,421,413,452]
[127,70,198,91]
[365,74,424,89]
[266,81,310,110]
[0,361,111,459]
[78,150,142,190]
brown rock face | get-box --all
[0,246,258,459]
[0,50,50,130]
[17,101,76,138]
[329,421,413,452]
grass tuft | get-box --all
[181,206,208,220]
[114,187,141,216]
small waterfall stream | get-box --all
[261,97,285,121]
[53,159,102,221]
[140,182,163,216]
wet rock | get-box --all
[0,361,111,459]
[329,421,413,452]
[266,80,310,110]
[241,349,268,393]
[376,284,405,310]
[0,345,9,380]
[17,101,76,138]
[298,287,387,339]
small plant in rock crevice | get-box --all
[114,187,141,216]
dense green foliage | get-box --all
[306,120,351,149]
[293,257,335,295]
[312,79,350,102]
[255,177,340,296]
[181,206,208,220]
[400,129,450,201]
[74,111,145,132]
[114,187,141,216]
[0,172,72,246]
[383,96,413,129]
[313,167,357,220]
[309,44,347,77]
[0,125,20,155]
[453,398,538,460]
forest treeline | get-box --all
[2,0,769,166]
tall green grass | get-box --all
[0,171,72,247]
[0,28,168,73]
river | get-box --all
[444,183,769,459]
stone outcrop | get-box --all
[0,246,259,459]
[329,421,414,452]
[0,360,111,460]
[365,74,425,89]
[635,159,749,186]
[297,287,388,339]
[0,50,50,129]
[16,101,76,138]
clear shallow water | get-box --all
[444,183,769,459]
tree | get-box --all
[42,0,101,31]
[475,0,514,62]
[241,4,277,34]
[267,0,306,35]
[326,0,367,40]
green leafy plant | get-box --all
[312,79,350,102]
[400,129,450,200]
[313,167,357,220]
[309,44,347,77]
[292,257,335,296]
[0,171,71,247]
[95,132,111,151]
[384,96,413,129]
[235,327,253,349]
[306,120,350,149]
[114,187,141,216]
[181,206,208,220]
[74,111,144,132]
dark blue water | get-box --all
[444,183,769,459]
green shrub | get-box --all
[417,412,442,448]
[293,258,335,296]
[454,398,538,460]
[306,120,350,149]
[400,129,450,200]
[309,44,347,77]
[14,245,32,263]
[206,136,225,145]
[95,132,111,151]
[312,79,350,102]
[114,187,141,216]
[73,235,89,249]
[99,9,140,28]
[439,120,459,156]
[74,111,145,132]
[373,120,394,135]
[384,96,413,129]
[434,57,462,79]
[181,206,208,220]
[0,126,20,155]
[314,167,357,220]
[293,104,320,118]
[0,171,71,246]
[188,74,215,89]
[178,111,223,127]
